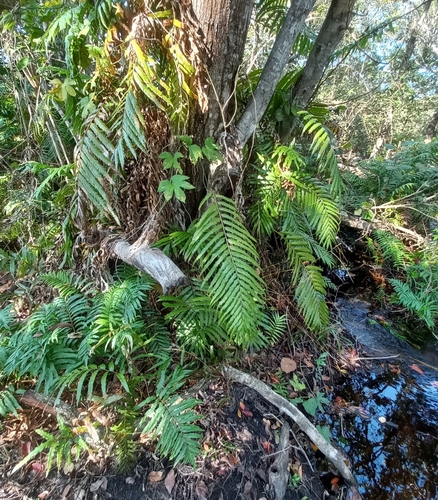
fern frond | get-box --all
[136,367,202,465]
[186,194,265,345]
[295,265,329,330]
[258,311,287,346]
[113,89,147,169]
[77,114,119,222]
[299,111,343,196]
[40,270,92,298]
[389,279,435,329]
[373,230,408,269]
[294,179,340,248]
[0,385,21,417]
[161,281,228,358]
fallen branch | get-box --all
[20,390,78,425]
[84,224,190,295]
[269,421,290,500]
[342,215,425,245]
[110,240,190,294]
[223,366,358,487]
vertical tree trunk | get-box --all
[190,0,254,141]
[183,0,254,212]
[290,0,357,109]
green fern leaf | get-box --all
[186,194,265,345]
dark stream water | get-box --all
[320,295,438,499]
[322,367,438,499]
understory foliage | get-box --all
[1,0,437,476]
[344,140,438,333]
[0,268,202,469]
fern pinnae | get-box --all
[186,194,265,345]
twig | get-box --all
[223,366,359,487]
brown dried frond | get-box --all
[118,107,171,239]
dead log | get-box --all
[341,215,425,245]
[269,421,291,500]
[223,366,359,488]
[110,240,190,294]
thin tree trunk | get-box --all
[290,0,357,109]
[236,0,317,146]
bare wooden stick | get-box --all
[223,366,358,487]
[20,390,78,424]
[269,421,290,500]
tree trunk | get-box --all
[188,0,316,202]
[286,0,356,131]
[236,0,317,146]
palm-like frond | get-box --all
[186,194,265,345]
[113,89,147,169]
[299,110,343,196]
[76,114,119,222]
[136,367,202,466]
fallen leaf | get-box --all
[38,491,49,499]
[31,462,44,473]
[21,441,32,457]
[410,364,425,375]
[281,357,297,373]
[148,470,164,482]
[195,480,209,500]
[321,375,331,381]
[164,469,176,494]
[303,358,314,368]
[237,408,242,418]
[125,477,135,484]
[261,440,271,453]
[241,408,253,417]
[63,462,75,475]
[269,373,280,383]
[331,477,340,484]
[239,401,246,410]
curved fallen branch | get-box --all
[223,366,359,487]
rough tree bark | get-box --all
[235,0,317,146]
[199,0,317,197]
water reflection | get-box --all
[321,369,438,499]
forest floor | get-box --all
[0,325,368,500]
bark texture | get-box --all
[236,0,317,146]
[290,0,357,109]
[191,0,254,140]
[111,240,190,294]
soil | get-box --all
[0,348,345,500]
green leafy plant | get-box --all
[11,416,89,476]
[136,367,202,466]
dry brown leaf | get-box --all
[321,375,331,381]
[410,364,425,375]
[195,480,209,500]
[280,357,297,373]
[61,485,72,499]
[164,469,176,494]
[37,492,49,499]
[148,470,164,482]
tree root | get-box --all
[223,366,359,487]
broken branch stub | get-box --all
[111,240,190,295]
[223,366,359,488]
